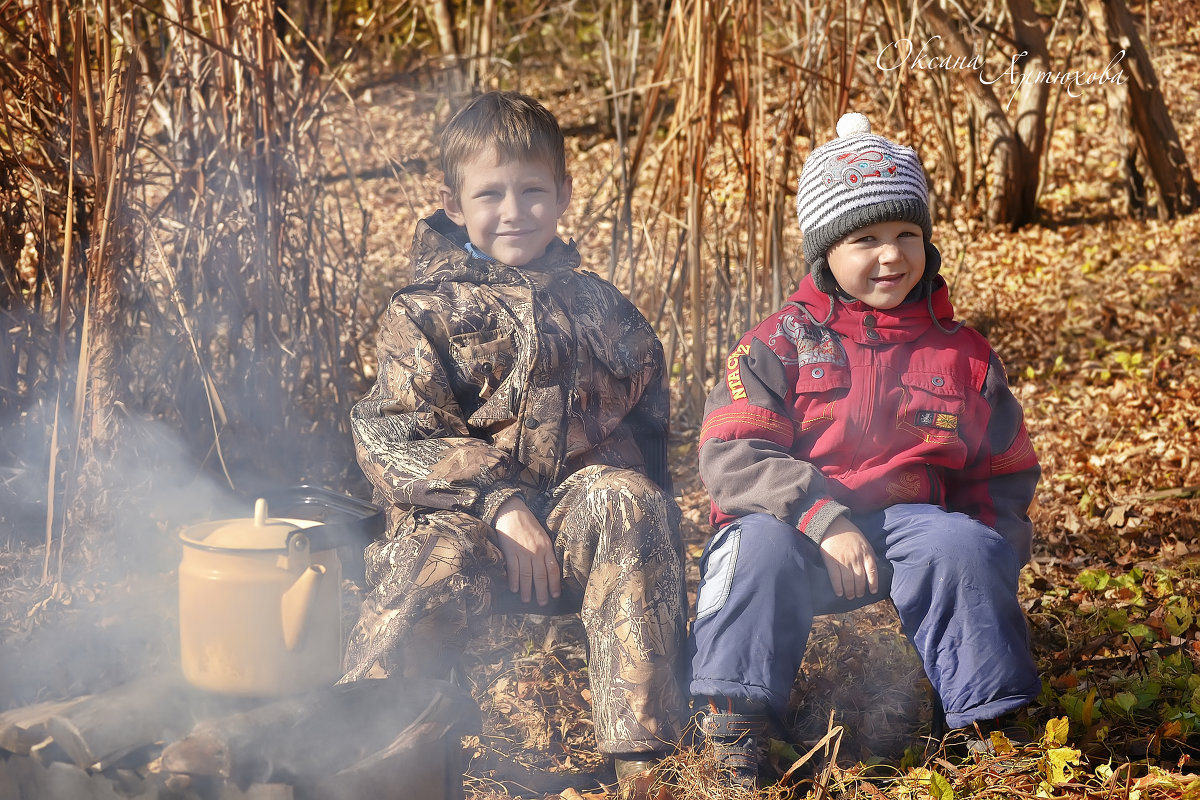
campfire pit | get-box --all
[0,674,478,800]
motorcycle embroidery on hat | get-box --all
[821,150,898,189]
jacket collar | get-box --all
[411,210,580,284]
[790,273,958,345]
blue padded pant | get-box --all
[688,506,1041,729]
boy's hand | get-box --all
[493,496,562,606]
[818,518,879,600]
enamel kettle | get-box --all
[177,487,381,696]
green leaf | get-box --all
[1059,693,1086,723]
[1135,681,1162,708]
[767,737,801,766]
[1104,608,1129,631]
[927,770,955,800]
[1078,569,1110,591]
[1165,604,1194,637]
[1113,571,1138,589]
[1127,622,1153,641]
[1115,692,1138,714]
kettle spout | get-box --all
[281,564,326,651]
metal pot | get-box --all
[177,488,381,696]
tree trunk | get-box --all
[427,0,457,57]
[922,0,1055,228]
[1095,0,1200,218]
[1008,0,1052,225]
[921,3,1024,228]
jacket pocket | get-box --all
[792,362,850,431]
[449,328,517,403]
[897,370,966,444]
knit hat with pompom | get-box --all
[795,112,941,294]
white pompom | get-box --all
[836,112,871,138]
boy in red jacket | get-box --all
[689,113,1041,786]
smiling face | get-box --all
[440,148,573,267]
[825,220,927,309]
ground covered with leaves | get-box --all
[3,11,1200,800]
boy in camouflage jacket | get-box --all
[340,91,686,788]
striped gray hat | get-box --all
[796,112,940,294]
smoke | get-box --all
[0,415,245,710]
[0,407,339,709]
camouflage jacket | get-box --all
[352,211,672,528]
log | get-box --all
[312,719,460,800]
[0,757,160,800]
[464,751,606,796]
[42,673,197,770]
[0,696,90,755]
[160,677,479,792]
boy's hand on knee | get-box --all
[494,496,562,605]
[819,518,879,600]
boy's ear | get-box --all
[440,184,466,226]
[556,175,574,218]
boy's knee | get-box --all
[582,466,679,530]
[587,465,670,503]
[947,514,1018,569]
[905,509,1020,578]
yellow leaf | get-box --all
[1043,746,1081,784]
[989,730,1016,755]
[905,767,955,800]
[1044,716,1070,747]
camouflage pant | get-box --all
[340,465,688,754]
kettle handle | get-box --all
[261,486,384,551]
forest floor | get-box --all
[3,10,1200,800]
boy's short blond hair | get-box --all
[439,91,567,196]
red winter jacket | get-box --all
[698,274,1040,564]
